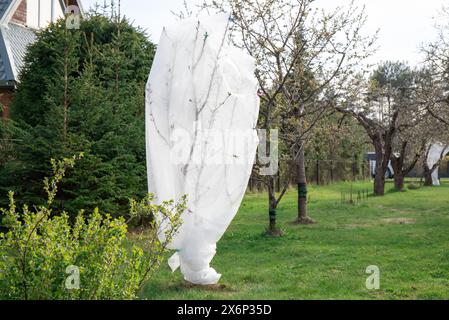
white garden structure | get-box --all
[427,143,449,186]
[145,14,260,285]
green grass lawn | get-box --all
[140,180,449,300]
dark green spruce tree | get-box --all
[0,12,155,216]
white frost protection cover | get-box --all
[427,143,449,186]
[145,14,260,285]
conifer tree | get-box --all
[0,10,155,216]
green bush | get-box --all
[0,155,185,300]
[0,11,156,215]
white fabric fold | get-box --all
[168,253,181,272]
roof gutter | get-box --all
[0,79,16,88]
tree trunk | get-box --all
[374,171,385,196]
[373,138,386,196]
[294,147,314,224]
[423,163,433,187]
[391,154,404,191]
[424,172,433,186]
[394,174,404,191]
[267,175,282,236]
[373,154,386,196]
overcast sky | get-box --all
[81,0,447,66]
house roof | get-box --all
[0,0,83,87]
[1,22,37,81]
[0,1,13,21]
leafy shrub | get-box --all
[407,183,421,190]
[0,155,185,300]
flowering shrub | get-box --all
[0,155,185,300]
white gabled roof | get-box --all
[0,0,83,86]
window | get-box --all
[26,0,64,29]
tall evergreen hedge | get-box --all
[0,13,155,216]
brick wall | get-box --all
[0,88,14,120]
[11,0,27,25]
